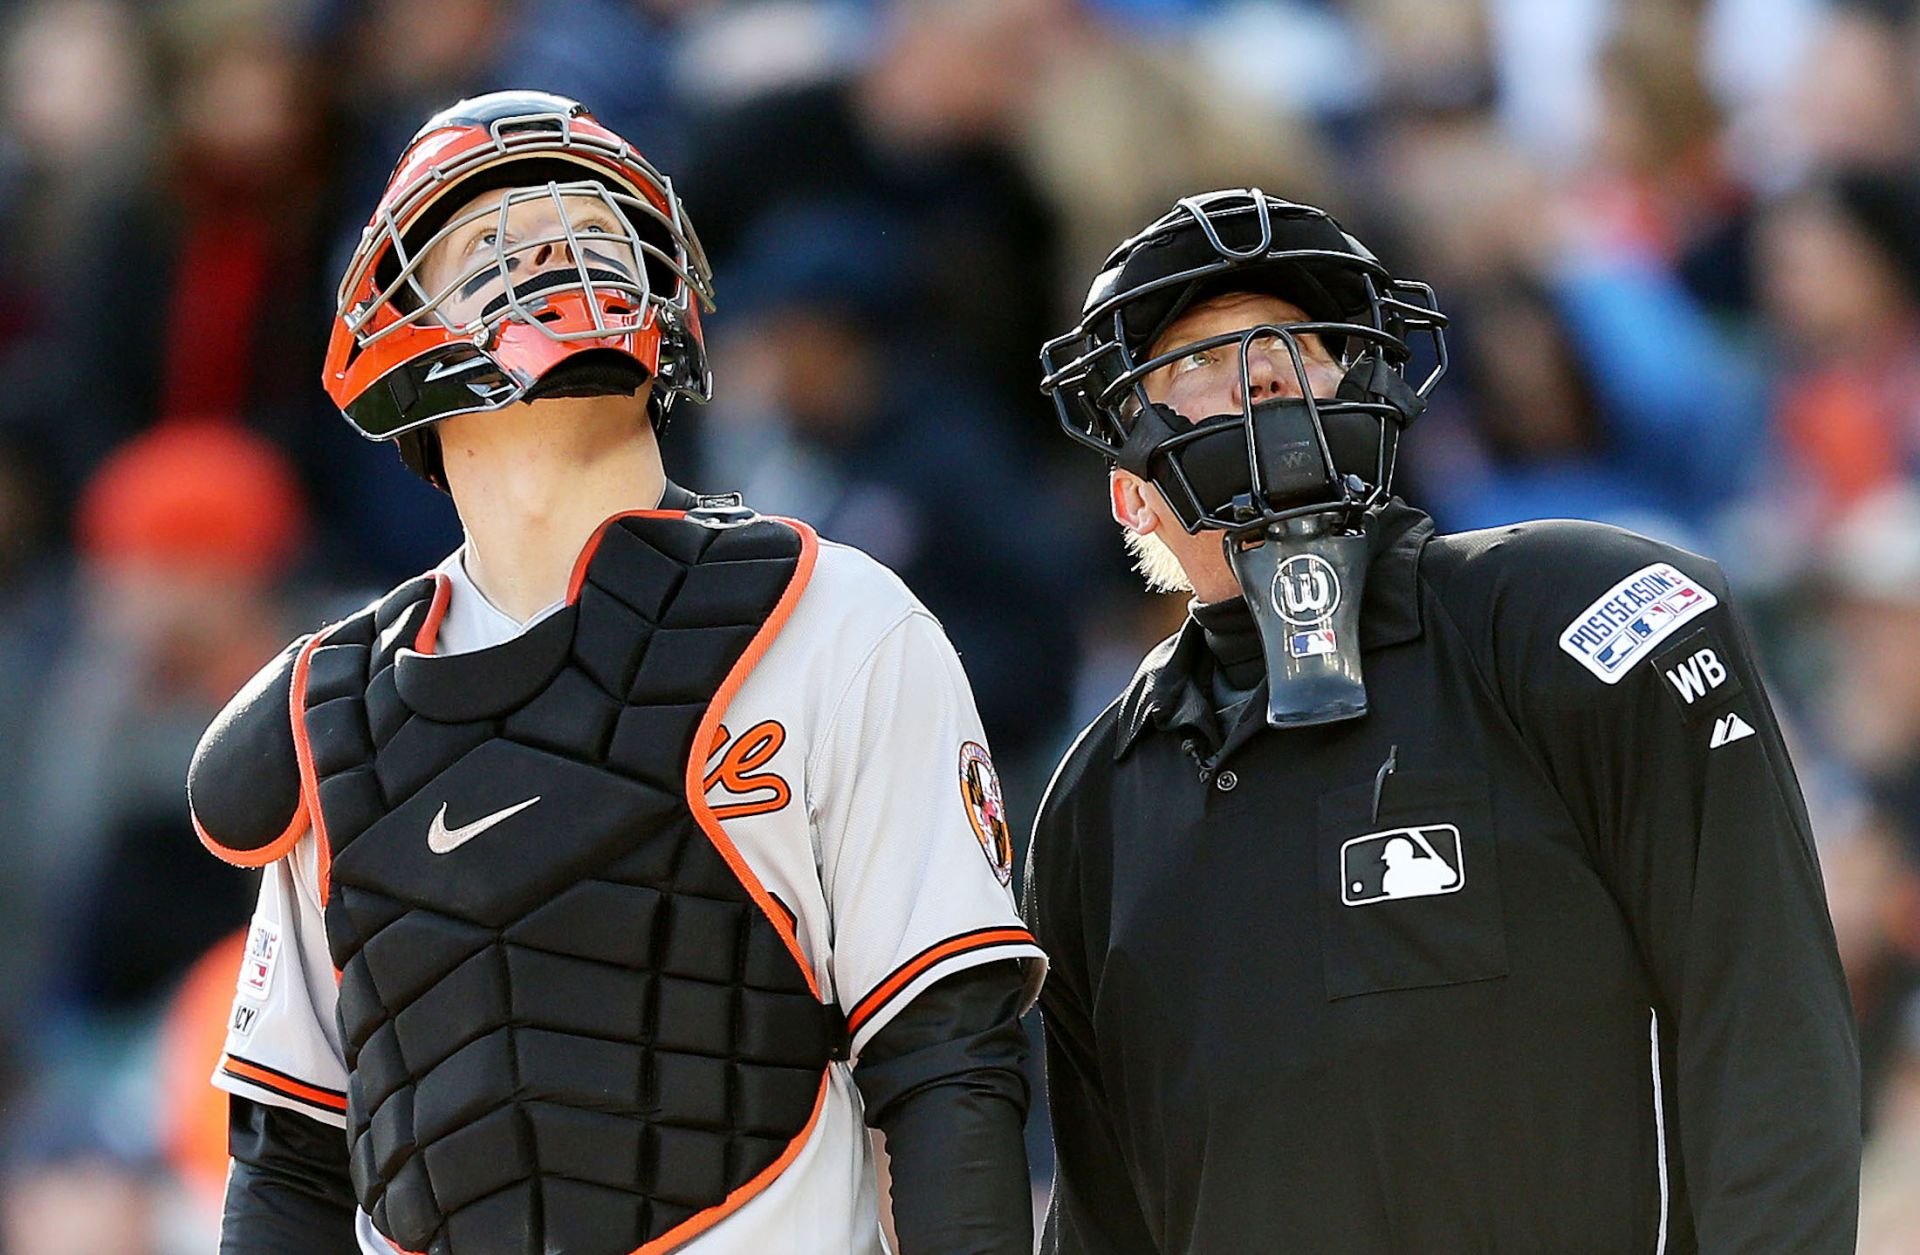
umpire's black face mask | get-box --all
[1138,293,1374,728]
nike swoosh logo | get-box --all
[427,796,541,854]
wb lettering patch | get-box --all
[1652,626,1744,723]
[1342,824,1465,907]
[1558,562,1718,684]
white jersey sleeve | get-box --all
[810,608,1047,1054]
[211,832,351,1128]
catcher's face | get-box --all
[415,183,643,329]
[1142,291,1344,425]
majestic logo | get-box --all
[1710,712,1755,749]
[959,741,1014,885]
[1341,824,1465,907]
[426,795,542,854]
[1271,554,1341,626]
[1558,562,1718,684]
[703,721,792,820]
[238,922,280,998]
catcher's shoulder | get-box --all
[189,634,312,866]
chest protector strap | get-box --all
[292,510,839,1255]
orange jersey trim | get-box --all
[681,517,821,993]
[219,1053,348,1114]
[629,1075,831,1255]
[845,926,1040,1040]
[287,626,340,908]
[575,509,830,1255]
[415,574,451,654]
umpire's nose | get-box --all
[1230,332,1301,409]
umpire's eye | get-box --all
[1174,347,1219,375]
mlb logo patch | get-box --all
[1341,824,1465,907]
[1288,629,1337,658]
[238,922,280,998]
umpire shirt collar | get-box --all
[1114,499,1435,760]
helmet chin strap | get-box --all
[1224,512,1371,727]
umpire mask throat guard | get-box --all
[1039,189,1450,726]
[324,91,717,450]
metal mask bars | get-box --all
[351,180,682,349]
[1037,189,1449,535]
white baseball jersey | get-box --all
[212,531,1047,1254]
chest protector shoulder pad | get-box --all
[293,510,839,1255]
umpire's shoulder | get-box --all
[1421,517,1734,702]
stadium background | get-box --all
[1,0,1918,1249]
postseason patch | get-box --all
[959,741,1014,886]
[1558,562,1718,684]
[238,921,280,999]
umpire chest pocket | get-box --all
[1316,770,1507,1001]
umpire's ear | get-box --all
[1110,467,1165,534]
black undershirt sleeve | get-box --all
[855,960,1034,1255]
[221,1096,358,1255]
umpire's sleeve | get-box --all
[221,1096,357,1254]
[1025,751,1160,1255]
[1461,522,1861,1253]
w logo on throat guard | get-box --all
[1272,554,1342,626]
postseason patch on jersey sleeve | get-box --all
[1558,561,1719,684]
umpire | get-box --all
[1027,190,1860,1253]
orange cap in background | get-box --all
[76,419,308,580]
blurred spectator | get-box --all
[3,1151,162,1255]
[696,201,1086,776]
[0,0,158,500]
[1757,172,1920,531]
[1826,487,1920,829]
[1795,0,1920,172]
[1022,7,1336,306]
[14,421,306,1047]
[683,0,1068,424]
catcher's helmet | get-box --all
[1039,189,1448,533]
[323,90,714,486]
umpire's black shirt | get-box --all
[1026,502,1860,1254]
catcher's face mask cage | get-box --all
[1039,189,1449,535]
[323,91,716,443]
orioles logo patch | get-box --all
[959,741,1013,885]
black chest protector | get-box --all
[293,510,841,1255]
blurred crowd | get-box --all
[2,0,1919,1249]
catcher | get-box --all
[190,91,1045,1255]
